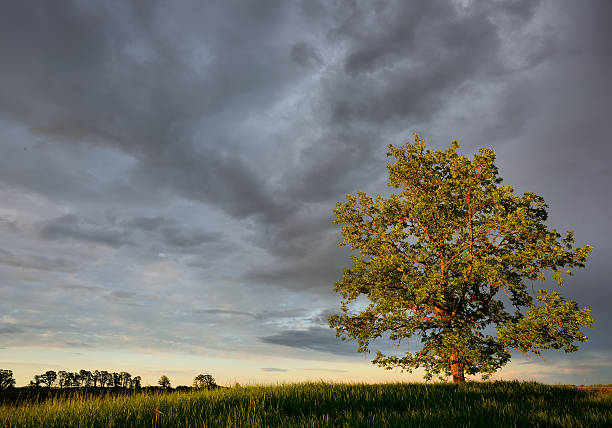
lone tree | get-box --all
[193,374,216,390]
[158,375,171,389]
[330,134,593,382]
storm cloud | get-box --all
[259,327,360,356]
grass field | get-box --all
[1,381,611,427]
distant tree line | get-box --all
[1,368,217,391]
[27,370,142,389]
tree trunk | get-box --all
[451,349,465,383]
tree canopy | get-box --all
[0,369,16,389]
[158,375,171,389]
[193,374,217,390]
[329,134,593,382]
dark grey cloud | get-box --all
[195,309,253,317]
[56,284,105,294]
[247,236,348,292]
[0,0,299,223]
[336,1,502,77]
[0,248,77,273]
[253,308,310,322]
[127,216,168,232]
[259,327,359,356]
[280,0,549,208]
[126,215,224,247]
[0,218,20,232]
[159,226,221,248]
[109,290,137,300]
[261,367,288,372]
[55,283,142,306]
[194,307,308,323]
[0,0,553,238]
[290,42,322,68]
[0,324,22,335]
[38,213,224,253]
[39,214,131,248]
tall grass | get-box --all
[1,381,610,427]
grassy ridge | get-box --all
[1,381,610,427]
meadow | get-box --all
[1,381,610,427]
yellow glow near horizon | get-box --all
[2,346,605,387]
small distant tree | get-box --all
[330,134,593,382]
[29,375,41,388]
[120,372,132,388]
[70,372,80,387]
[158,375,171,389]
[111,372,121,388]
[193,374,216,390]
[58,370,73,388]
[39,370,57,388]
[91,370,100,387]
[0,369,16,389]
[98,371,111,388]
[74,372,80,387]
[131,375,142,389]
[64,371,79,388]
[79,369,92,387]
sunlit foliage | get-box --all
[330,134,593,381]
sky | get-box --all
[1,0,611,387]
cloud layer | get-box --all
[1,0,610,385]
